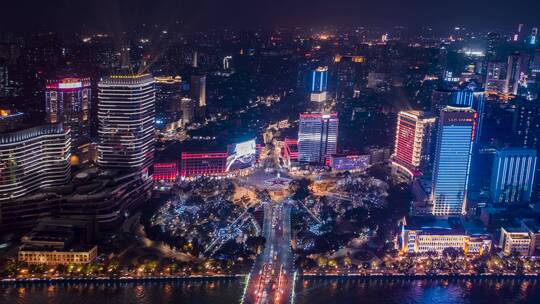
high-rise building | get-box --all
[431,81,485,142]
[180,97,195,125]
[97,74,155,171]
[0,60,8,97]
[332,55,366,101]
[506,52,530,95]
[514,24,525,42]
[514,100,540,151]
[485,61,507,94]
[311,66,328,93]
[190,75,206,107]
[431,106,476,216]
[486,32,501,60]
[298,112,338,165]
[491,148,537,204]
[45,77,91,154]
[513,100,540,201]
[154,76,182,129]
[392,111,436,178]
[531,49,540,75]
[531,27,538,45]
[0,123,71,201]
[310,66,329,102]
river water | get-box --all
[1,277,539,303]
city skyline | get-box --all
[2,4,540,303]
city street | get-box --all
[242,201,293,304]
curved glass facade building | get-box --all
[97,74,155,171]
[0,123,71,201]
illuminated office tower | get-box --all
[0,123,71,201]
[298,112,338,165]
[453,82,485,142]
[97,74,155,171]
[45,77,91,153]
[491,148,537,204]
[392,111,436,178]
[432,81,485,142]
[431,106,476,216]
[190,75,206,107]
[310,66,329,102]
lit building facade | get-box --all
[19,246,97,265]
[330,154,370,172]
[431,106,476,216]
[0,109,24,133]
[431,81,485,142]
[491,148,537,204]
[392,111,435,178]
[154,75,182,130]
[311,66,328,93]
[180,97,195,125]
[45,77,91,155]
[401,218,491,255]
[180,152,228,178]
[513,100,540,201]
[485,61,507,94]
[153,163,179,182]
[190,75,206,107]
[97,74,155,171]
[282,138,299,168]
[0,124,71,201]
[298,113,338,165]
[310,66,329,102]
[500,227,532,256]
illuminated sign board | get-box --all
[58,82,83,89]
[226,139,256,171]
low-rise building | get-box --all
[401,217,491,255]
[330,154,370,172]
[500,227,532,256]
[18,246,97,265]
[521,218,540,256]
[17,217,98,265]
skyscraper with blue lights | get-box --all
[311,66,328,93]
[431,106,476,216]
[491,148,537,204]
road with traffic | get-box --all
[242,201,293,304]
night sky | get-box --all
[2,0,540,32]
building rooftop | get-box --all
[406,216,488,235]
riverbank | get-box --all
[302,272,540,280]
[0,274,245,285]
[3,271,540,286]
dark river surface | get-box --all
[1,277,539,303]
